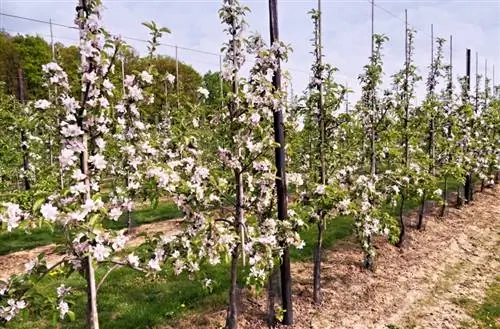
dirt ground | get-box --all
[0,218,183,280]
[167,186,499,329]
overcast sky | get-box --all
[1,0,499,104]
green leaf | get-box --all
[32,197,46,213]
[67,310,76,322]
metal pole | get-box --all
[49,18,55,61]
[219,54,224,108]
[370,0,376,176]
[268,0,292,324]
[175,45,180,109]
[465,48,472,203]
[450,35,453,80]
[466,49,471,90]
[485,59,488,107]
[431,24,434,75]
[475,51,479,114]
[345,81,349,113]
[121,57,125,95]
[404,9,409,166]
[371,0,374,58]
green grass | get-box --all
[6,216,354,329]
[455,277,500,329]
[0,226,64,255]
[0,202,182,256]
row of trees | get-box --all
[0,0,498,328]
[0,31,230,193]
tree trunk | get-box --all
[363,236,374,271]
[417,193,426,230]
[226,246,239,329]
[267,269,280,327]
[85,256,99,329]
[313,217,325,304]
[396,192,405,247]
[456,186,464,209]
[370,122,376,176]
[21,129,31,191]
[127,210,133,234]
[464,173,473,203]
[440,176,448,217]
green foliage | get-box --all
[0,32,20,96]
[12,34,52,100]
[202,70,230,109]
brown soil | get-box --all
[166,186,499,329]
[0,218,183,280]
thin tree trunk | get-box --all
[226,245,239,329]
[20,129,31,191]
[267,269,280,327]
[396,192,405,247]
[313,217,325,304]
[440,176,448,217]
[226,168,244,329]
[49,138,54,167]
[370,119,376,176]
[465,173,473,203]
[456,185,464,209]
[312,0,326,306]
[363,235,374,271]
[127,210,132,234]
[417,193,426,229]
[17,69,30,191]
[85,256,99,329]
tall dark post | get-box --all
[268,0,293,325]
[475,52,479,115]
[17,68,30,191]
[441,34,453,217]
[464,48,473,203]
[312,0,326,304]
[369,0,376,176]
[397,9,409,246]
[417,23,434,230]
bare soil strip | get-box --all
[168,187,499,329]
[0,219,182,280]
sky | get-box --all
[0,0,499,105]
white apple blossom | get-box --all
[127,253,140,268]
[34,99,51,110]
[139,70,153,84]
[197,87,209,98]
[41,203,59,222]
[57,300,69,319]
[92,244,110,262]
